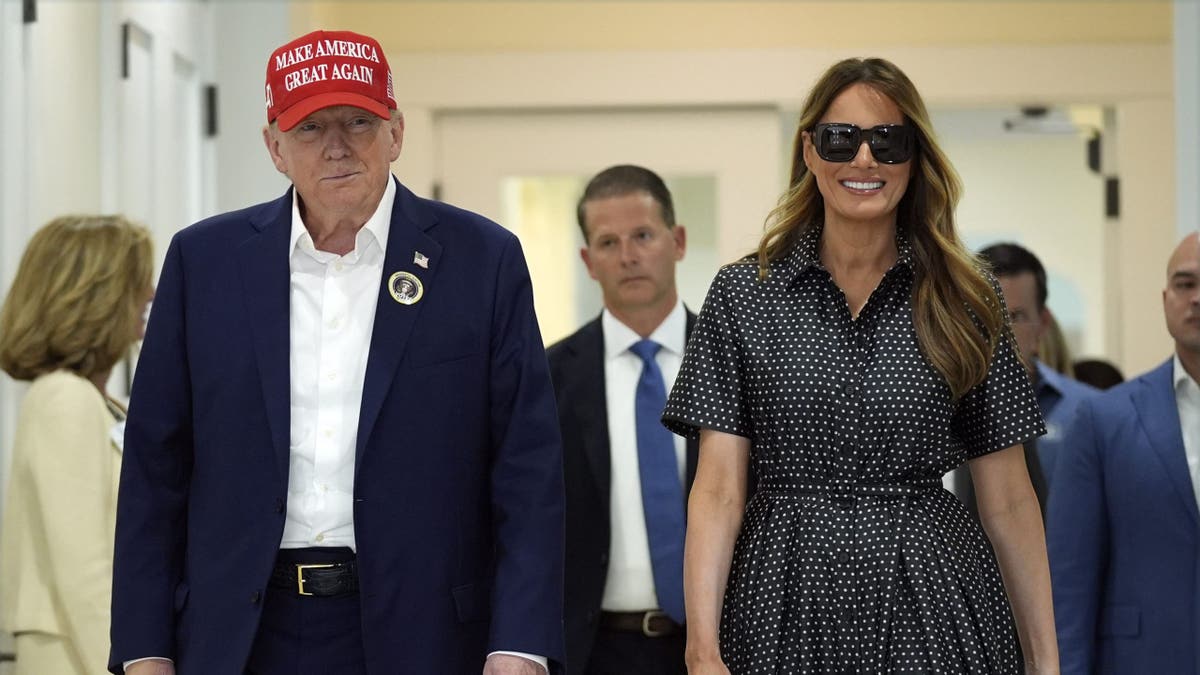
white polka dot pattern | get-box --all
[663,227,1045,674]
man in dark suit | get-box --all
[1048,231,1200,673]
[110,30,563,675]
[546,166,692,675]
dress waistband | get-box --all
[758,476,942,497]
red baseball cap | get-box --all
[265,30,396,132]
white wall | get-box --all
[0,4,106,666]
[1177,0,1200,239]
[212,1,291,213]
[0,3,216,636]
[938,108,1108,360]
[0,9,31,667]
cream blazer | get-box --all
[1,370,121,674]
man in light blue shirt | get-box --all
[977,243,1098,488]
[953,242,1097,517]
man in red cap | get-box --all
[110,30,564,675]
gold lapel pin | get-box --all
[388,271,424,306]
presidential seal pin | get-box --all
[388,271,424,305]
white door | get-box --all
[103,1,212,396]
[436,108,783,345]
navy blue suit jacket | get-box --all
[109,179,565,674]
[1047,359,1197,674]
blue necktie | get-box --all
[629,339,686,624]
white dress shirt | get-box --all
[600,299,687,611]
[1174,355,1200,509]
[280,178,394,550]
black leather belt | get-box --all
[599,610,682,637]
[269,559,359,597]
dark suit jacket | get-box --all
[546,313,698,674]
[1048,359,1198,674]
[109,179,565,674]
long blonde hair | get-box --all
[0,215,154,382]
[758,58,1003,400]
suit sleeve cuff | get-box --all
[123,657,174,671]
[488,651,549,673]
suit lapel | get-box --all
[1134,360,1196,527]
[572,319,612,502]
[237,190,294,485]
[355,180,443,467]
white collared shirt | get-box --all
[600,299,687,611]
[280,178,395,551]
[1175,355,1200,510]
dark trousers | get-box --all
[584,627,687,675]
[245,548,367,675]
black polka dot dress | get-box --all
[662,226,1044,674]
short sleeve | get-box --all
[953,278,1046,459]
[662,265,753,440]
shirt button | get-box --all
[250,591,261,604]
[334,262,344,272]
[840,607,854,623]
[841,443,855,458]
[844,382,858,396]
[327,372,337,381]
[323,429,333,438]
[315,533,325,543]
[328,318,340,330]
[836,551,851,564]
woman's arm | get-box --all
[969,444,1059,674]
[684,429,751,674]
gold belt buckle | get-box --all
[641,610,671,637]
[295,563,335,596]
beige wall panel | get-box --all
[374,45,1170,109]
[299,1,1169,52]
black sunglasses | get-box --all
[812,123,915,164]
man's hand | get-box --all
[483,653,546,675]
[124,659,175,675]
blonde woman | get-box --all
[0,215,153,675]
[663,59,1058,674]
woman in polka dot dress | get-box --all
[663,58,1058,675]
